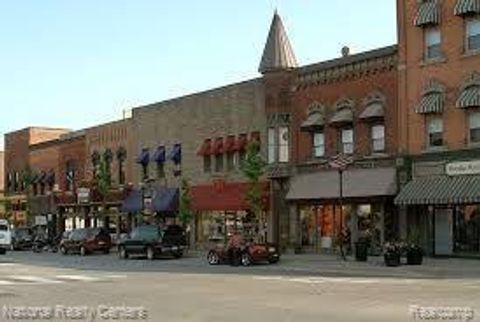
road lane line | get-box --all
[55,275,102,282]
[6,275,64,284]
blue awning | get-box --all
[153,146,166,163]
[121,189,143,213]
[150,188,179,213]
[169,144,182,164]
[136,148,150,165]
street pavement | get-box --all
[0,250,479,322]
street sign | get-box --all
[77,188,90,204]
[329,154,354,170]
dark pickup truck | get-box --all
[117,225,187,260]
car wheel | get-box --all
[60,246,68,255]
[146,247,155,260]
[241,253,252,267]
[80,246,87,256]
[207,251,219,265]
[118,246,128,259]
[103,248,110,254]
[268,257,280,264]
[172,250,183,259]
[0,248,6,255]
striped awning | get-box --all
[415,92,444,114]
[454,0,480,16]
[301,112,325,130]
[457,85,480,108]
[395,175,480,205]
[414,1,441,27]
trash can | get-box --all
[355,241,368,262]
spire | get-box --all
[258,11,298,74]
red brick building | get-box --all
[395,0,480,256]
[260,13,399,252]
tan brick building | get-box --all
[132,79,266,246]
[395,0,480,256]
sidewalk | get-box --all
[269,253,480,279]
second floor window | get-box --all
[470,112,480,143]
[203,155,211,173]
[427,117,443,147]
[425,28,441,60]
[466,17,480,52]
[313,132,325,158]
[215,154,224,173]
[278,126,289,163]
[267,128,276,164]
[226,152,235,171]
[371,124,385,153]
[341,128,354,155]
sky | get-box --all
[0,0,397,150]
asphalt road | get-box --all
[0,251,479,322]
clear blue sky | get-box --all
[0,1,396,150]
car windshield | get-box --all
[131,226,159,240]
[0,225,8,231]
[14,229,30,238]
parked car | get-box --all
[207,242,280,266]
[117,224,187,260]
[59,228,111,256]
[0,219,12,255]
[11,227,34,250]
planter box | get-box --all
[406,249,423,265]
[384,252,401,267]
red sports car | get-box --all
[207,243,280,266]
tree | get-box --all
[241,141,266,240]
[95,155,112,229]
[178,178,193,228]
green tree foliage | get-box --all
[241,141,266,217]
[178,178,193,227]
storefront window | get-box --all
[454,205,480,254]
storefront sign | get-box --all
[446,160,480,176]
[77,188,90,204]
[34,216,47,226]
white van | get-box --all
[0,219,12,254]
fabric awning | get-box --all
[121,189,143,213]
[360,102,384,119]
[225,136,236,153]
[454,0,480,16]
[415,92,444,114]
[457,85,480,108]
[169,144,182,164]
[150,188,179,212]
[212,138,224,155]
[414,1,440,26]
[395,175,480,205]
[234,135,248,152]
[152,146,166,163]
[286,167,397,200]
[330,108,354,125]
[197,140,212,156]
[301,112,325,130]
[136,148,150,165]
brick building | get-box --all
[260,12,400,253]
[3,127,69,226]
[131,79,267,247]
[395,0,480,256]
[0,151,4,218]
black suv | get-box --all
[11,228,34,250]
[117,225,187,260]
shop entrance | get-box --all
[434,208,453,256]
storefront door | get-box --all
[435,208,453,256]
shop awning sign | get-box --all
[446,160,480,176]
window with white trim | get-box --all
[267,127,276,164]
[425,28,441,60]
[427,117,443,147]
[341,128,354,154]
[469,112,480,143]
[313,132,325,157]
[466,17,480,52]
[278,126,289,163]
[371,124,385,153]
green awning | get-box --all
[414,1,441,27]
[457,85,480,108]
[395,175,480,205]
[415,92,444,114]
[454,0,480,16]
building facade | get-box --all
[395,0,480,257]
[260,13,400,253]
[132,79,267,247]
[0,151,4,218]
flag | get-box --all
[328,154,353,170]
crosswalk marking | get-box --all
[7,275,63,284]
[253,276,381,285]
[55,275,102,282]
[0,273,125,287]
